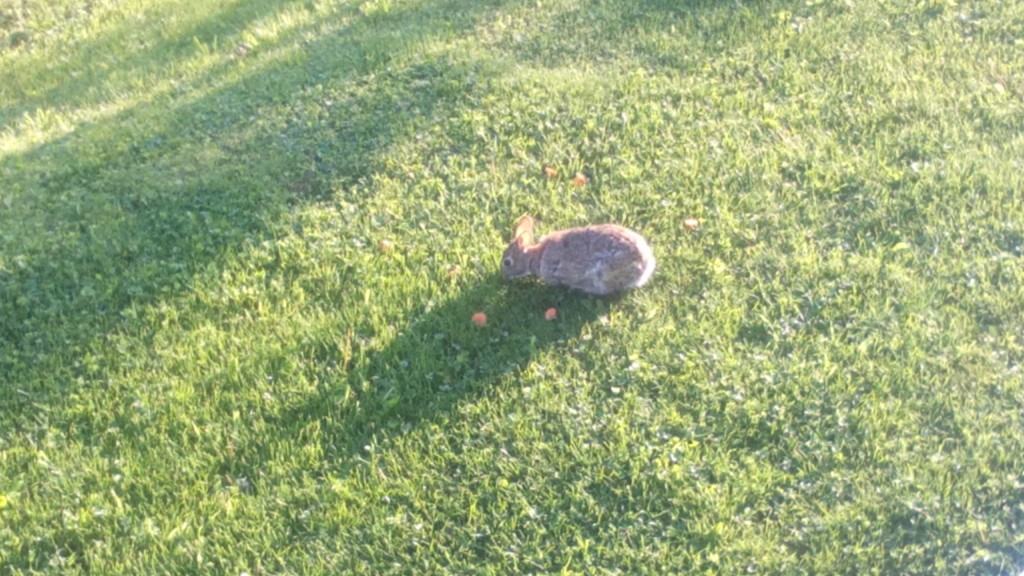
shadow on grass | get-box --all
[267,278,617,475]
[0,0,511,432]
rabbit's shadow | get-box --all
[275,275,621,472]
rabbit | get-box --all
[501,215,655,295]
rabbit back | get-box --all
[538,224,655,295]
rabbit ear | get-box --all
[513,215,534,245]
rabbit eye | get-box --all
[502,257,513,268]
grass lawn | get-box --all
[2,0,1023,573]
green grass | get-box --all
[2,0,1023,573]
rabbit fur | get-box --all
[501,215,655,295]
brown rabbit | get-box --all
[501,215,655,295]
